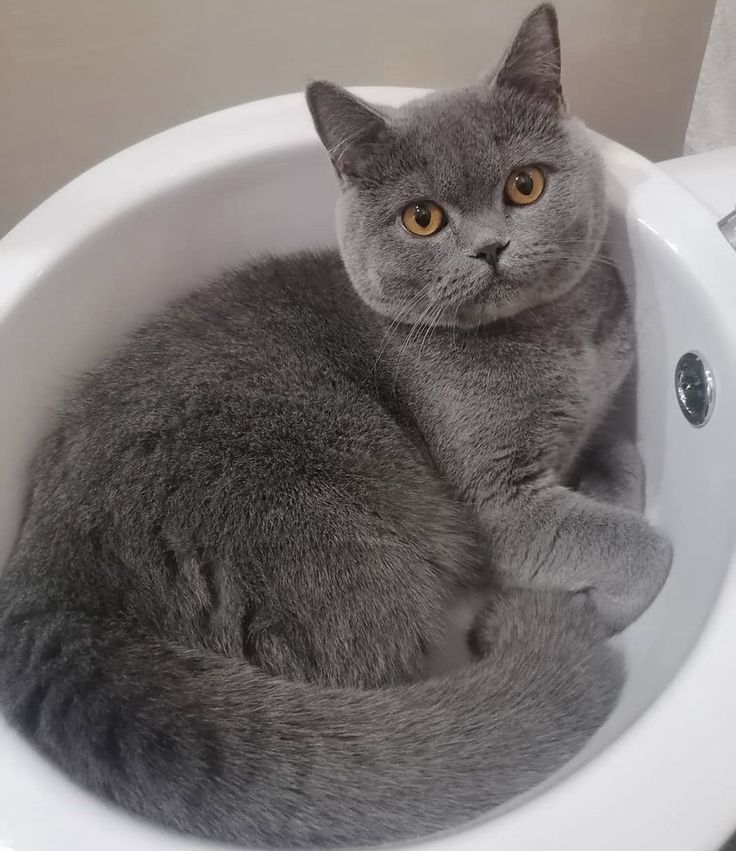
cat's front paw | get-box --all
[585,514,672,633]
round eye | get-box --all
[504,166,545,205]
[401,201,445,236]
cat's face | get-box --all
[307,4,608,328]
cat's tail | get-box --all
[0,588,621,848]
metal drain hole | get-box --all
[675,351,714,427]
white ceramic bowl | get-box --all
[1,89,735,851]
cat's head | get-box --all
[307,4,607,328]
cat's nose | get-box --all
[472,240,510,270]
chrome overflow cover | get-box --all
[675,352,714,427]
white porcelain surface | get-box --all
[659,145,736,219]
[1,89,735,851]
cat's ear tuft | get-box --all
[493,4,563,105]
[306,81,392,181]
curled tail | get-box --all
[0,587,621,848]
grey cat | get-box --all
[0,5,671,848]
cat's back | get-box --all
[29,249,405,523]
[59,249,376,431]
[106,248,372,395]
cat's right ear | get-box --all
[306,82,392,182]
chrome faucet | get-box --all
[718,207,736,250]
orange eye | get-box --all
[401,201,445,236]
[504,166,545,205]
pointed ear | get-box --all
[306,81,393,181]
[494,4,563,105]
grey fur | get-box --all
[0,5,671,848]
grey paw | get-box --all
[586,515,672,633]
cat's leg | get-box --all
[484,485,671,633]
[241,480,484,689]
[246,545,479,689]
[157,378,486,689]
[569,372,646,513]
[575,435,645,513]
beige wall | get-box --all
[1,0,715,237]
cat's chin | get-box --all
[369,293,537,330]
[450,287,540,328]
[364,271,582,330]
[450,278,582,328]
[452,299,525,328]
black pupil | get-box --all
[514,172,534,196]
[413,204,432,228]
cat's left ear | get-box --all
[306,81,393,182]
[491,4,564,107]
